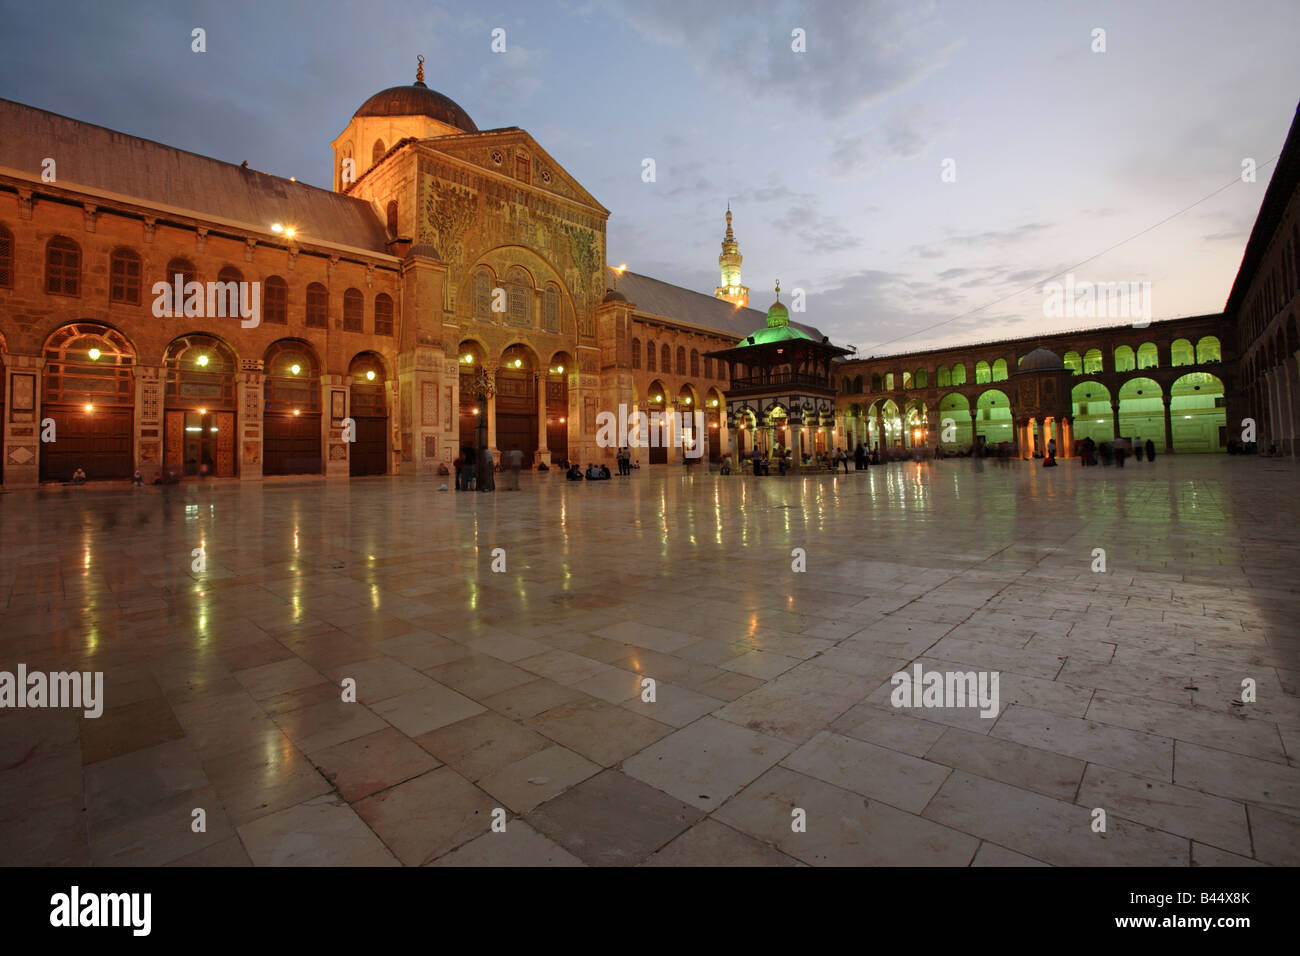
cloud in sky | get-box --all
[0,0,1295,351]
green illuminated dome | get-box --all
[766,281,790,328]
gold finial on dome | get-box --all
[775,280,781,301]
[416,55,426,86]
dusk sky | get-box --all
[2,0,1297,355]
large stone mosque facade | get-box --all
[0,67,1295,486]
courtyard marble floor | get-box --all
[0,454,1297,866]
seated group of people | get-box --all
[566,463,611,481]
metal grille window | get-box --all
[305,283,329,328]
[0,225,11,289]
[46,236,81,296]
[343,288,364,331]
[543,285,559,332]
[263,276,288,324]
[474,270,492,320]
[109,248,142,304]
[374,293,394,336]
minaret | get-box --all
[714,205,749,308]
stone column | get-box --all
[1162,399,1174,453]
[1112,401,1122,443]
[486,363,499,467]
[2,355,42,488]
[237,360,264,480]
[535,375,550,467]
[1061,416,1073,458]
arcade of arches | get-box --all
[2,321,396,483]
[833,320,1232,457]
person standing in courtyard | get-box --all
[505,447,522,490]
[1146,438,1156,461]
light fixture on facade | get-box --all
[559,416,566,423]
[290,364,301,375]
[366,370,376,381]
[88,348,101,361]
[198,407,207,415]
[654,394,662,402]
[684,397,692,405]
[84,404,93,412]
[463,354,473,364]
[293,409,300,416]
[272,223,284,233]
[556,365,564,373]
[472,408,480,416]
[197,354,209,367]
[514,358,522,368]
[284,227,296,238]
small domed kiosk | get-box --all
[1011,346,1074,459]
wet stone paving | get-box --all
[0,455,1297,866]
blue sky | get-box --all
[2,0,1297,354]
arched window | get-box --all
[991,359,1007,381]
[343,288,364,332]
[690,349,700,377]
[1114,345,1135,372]
[676,347,686,375]
[46,236,81,296]
[165,257,196,289]
[372,139,386,165]
[212,266,243,318]
[631,338,641,369]
[975,361,990,384]
[902,371,912,390]
[885,373,895,390]
[1137,342,1158,369]
[42,323,135,406]
[109,247,142,305]
[853,375,863,393]
[305,283,328,328]
[263,276,288,324]
[506,267,531,326]
[474,269,492,320]
[1171,338,1195,367]
[1063,351,1082,375]
[374,293,394,336]
[951,363,966,385]
[871,373,882,392]
[705,356,713,379]
[1082,348,1103,374]
[647,340,657,372]
[937,365,951,387]
[662,344,671,373]
[915,369,928,389]
[1196,336,1221,363]
[386,201,398,236]
[543,284,559,333]
[0,224,12,289]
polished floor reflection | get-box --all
[1,456,1297,866]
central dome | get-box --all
[1017,347,1064,372]
[354,80,477,133]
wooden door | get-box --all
[216,411,236,476]
[349,416,387,475]
[263,413,321,475]
[40,405,134,481]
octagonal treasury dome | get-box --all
[1017,347,1064,373]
